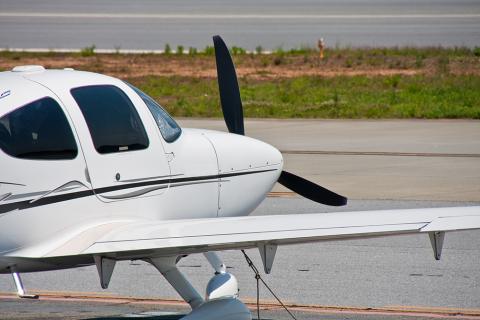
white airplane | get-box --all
[0,36,479,320]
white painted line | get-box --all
[2,48,165,54]
[1,48,275,55]
[1,12,479,19]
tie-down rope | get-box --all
[241,250,298,320]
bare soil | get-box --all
[1,52,478,79]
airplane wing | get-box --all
[50,206,480,260]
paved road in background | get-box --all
[1,0,479,50]
[178,119,480,201]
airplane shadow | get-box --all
[89,316,270,320]
[88,316,185,320]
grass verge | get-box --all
[128,74,480,119]
[1,46,479,119]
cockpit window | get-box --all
[71,85,149,154]
[0,97,78,160]
[0,97,77,160]
[127,83,182,143]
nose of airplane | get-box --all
[203,130,283,217]
[204,130,283,174]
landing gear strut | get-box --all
[148,256,204,309]
[148,253,251,320]
[10,268,38,299]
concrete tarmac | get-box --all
[1,294,479,320]
[1,0,479,50]
[178,119,480,201]
[1,119,479,319]
[1,199,479,319]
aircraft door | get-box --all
[126,84,220,219]
[68,83,171,203]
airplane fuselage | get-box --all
[0,67,282,272]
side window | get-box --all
[71,85,149,154]
[127,83,181,143]
[0,97,77,160]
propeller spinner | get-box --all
[213,35,347,206]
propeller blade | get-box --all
[213,35,344,206]
[213,35,245,135]
[278,170,347,206]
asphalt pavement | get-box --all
[1,0,479,50]
[178,119,480,201]
[1,198,479,319]
[0,119,479,319]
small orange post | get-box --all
[317,38,325,60]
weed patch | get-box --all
[127,75,480,119]
[80,45,96,57]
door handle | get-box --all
[166,152,175,162]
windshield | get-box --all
[72,85,149,154]
[127,83,182,143]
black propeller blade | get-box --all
[212,35,347,206]
[278,170,347,206]
[213,35,245,135]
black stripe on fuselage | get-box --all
[0,169,277,215]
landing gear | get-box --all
[204,252,239,300]
[148,253,251,320]
[10,268,38,299]
[148,256,204,309]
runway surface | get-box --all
[1,295,479,320]
[1,199,480,319]
[0,119,479,319]
[1,0,479,50]
[178,119,480,201]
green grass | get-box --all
[324,46,476,58]
[1,46,478,119]
[80,45,96,57]
[129,74,480,119]
[1,45,478,58]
